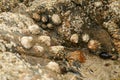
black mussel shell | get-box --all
[99,52,112,59]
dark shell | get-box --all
[99,52,112,59]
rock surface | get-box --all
[0,0,120,80]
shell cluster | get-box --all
[0,1,120,79]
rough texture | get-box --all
[0,0,120,80]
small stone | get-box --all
[47,23,54,29]
[70,34,79,43]
[51,14,61,25]
[32,13,40,21]
[38,36,51,46]
[21,36,33,49]
[41,15,48,23]
[28,24,40,34]
[50,46,64,54]
[46,61,60,73]
[82,33,89,42]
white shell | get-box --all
[50,46,64,54]
[33,45,44,53]
[51,14,61,25]
[38,36,51,46]
[88,40,101,51]
[28,24,40,34]
[70,34,79,43]
[21,36,33,49]
[82,34,89,42]
[46,61,60,73]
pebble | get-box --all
[32,13,41,21]
[50,46,64,54]
[82,33,89,42]
[70,34,79,43]
[21,36,33,49]
[46,61,60,73]
[28,24,40,34]
[38,36,51,46]
[51,14,61,25]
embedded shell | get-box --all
[21,36,33,49]
[28,24,40,35]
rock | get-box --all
[46,61,60,73]
[28,24,40,34]
[38,36,51,46]
[51,14,61,25]
[50,46,64,54]
[21,36,33,49]
[70,34,79,43]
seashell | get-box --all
[46,61,60,73]
[38,36,51,46]
[99,52,112,59]
[41,15,48,23]
[70,34,79,43]
[32,13,41,21]
[51,14,61,25]
[88,40,101,52]
[21,36,33,49]
[28,24,40,35]
[82,33,89,42]
[33,45,44,53]
[50,46,64,54]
